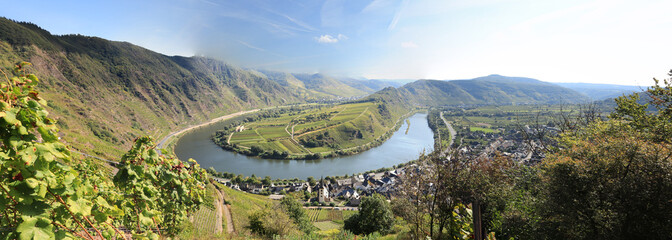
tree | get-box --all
[307,176,316,186]
[344,194,394,235]
[248,205,298,238]
[262,176,272,186]
[250,145,264,155]
[280,196,315,233]
[537,74,672,239]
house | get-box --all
[337,188,358,199]
[336,178,352,186]
[318,185,331,202]
[349,195,361,206]
[270,186,285,194]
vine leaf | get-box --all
[17,216,54,240]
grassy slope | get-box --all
[0,18,305,159]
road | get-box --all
[439,111,457,153]
[156,109,261,150]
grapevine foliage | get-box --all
[0,63,208,239]
[113,137,208,237]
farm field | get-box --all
[224,101,404,157]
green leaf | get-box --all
[65,197,91,216]
[93,211,109,223]
[17,201,50,217]
[3,110,18,125]
[25,178,39,189]
[17,217,54,240]
[37,126,58,142]
[107,206,124,217]
[55,230,76,240]
[17,126,28,135]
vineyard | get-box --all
[192,204,217,233]
[192,184,219,233]
[306,208,359,230]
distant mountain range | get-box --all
[0,17,620,158]
[554,82,643,100]
[367,75,591,106]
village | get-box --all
[212,167,404,208]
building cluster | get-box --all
[456,124,561,165]
[215,170,403,206]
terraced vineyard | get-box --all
[214,100,410,159]
[308,209,321,222]
[192,204,218,233]
[192,184,219,233]
[306,208,359,231]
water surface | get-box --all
[174,113,434,179]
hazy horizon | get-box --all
[2,0,670,86]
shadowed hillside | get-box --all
[0,18,305,158]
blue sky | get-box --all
[2,0,671,86]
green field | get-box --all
[469,126,498,133]
[222,101,406,158]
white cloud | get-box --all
[401,41,418,48]
[317,35,338,43]
[237,40,266,52]
[316,34,348,43]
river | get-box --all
[174,113,434,179]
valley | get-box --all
[1,15,667,240]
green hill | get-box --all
[291,73,369,98]
[378,74,590,106]
[0,18,305,159]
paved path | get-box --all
[157,109,260,150]
[439,111,457,153]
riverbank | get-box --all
[157,109,261,151]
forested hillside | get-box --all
[387,75,590,106]
[0,18,306,158]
